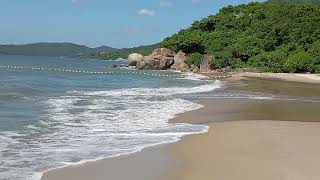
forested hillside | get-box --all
[160,2,320,73]
[267,0,320,4]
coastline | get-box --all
[232,72,320,84]
[41,73,320,180]
[201,71,320,84]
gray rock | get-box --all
[128,53,144,66]
[136,48,175,70]
[136,60,148,70]
[200,54,214,72]
[171,51,189,72]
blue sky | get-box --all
[1,0,263,48]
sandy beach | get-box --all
[171,121,320,180]
[233,72,320,84]
[42,75,320,180]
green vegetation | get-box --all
[88,44,160,60]
[284,51,315,72]
[160,2,320,73]
[267,0,320,4]
[186,53,203,67]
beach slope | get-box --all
[172,121,320,180]
[41,78,320,180]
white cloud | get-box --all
[191,0,201,4]
[160,1,174,7]
[138,9,156,16]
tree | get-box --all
[284,51,315,73]
[186,53,203,67]
[308,41,320,64]
[160,29,206,54]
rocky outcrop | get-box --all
[129,49,216,73]
[136,48,175,70]
[128,53,144,66]
[200,54,214,73]
[170,51,189,72]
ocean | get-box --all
[0,54,221,180]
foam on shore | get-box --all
[1,79,220,180]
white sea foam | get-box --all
[0,81,221,180]
[179,72,209,81]
[249,96,274,100]
[72,80,221,97]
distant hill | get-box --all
[92,45,118,54]
[267,0,320,4]
[0,43,117,57]
[89,44,160,60]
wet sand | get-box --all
[41,77,320,180]
[232,72,320,84]
[226,76,320,97]
[171,99,320,124]
[41,144,177,180]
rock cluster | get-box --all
[112,50,259,75]
[136,48,175,70]
[127,48,189,71]
[127,48,215,73]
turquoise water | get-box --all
[0,54,221,180]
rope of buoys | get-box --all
[0,65,185,78]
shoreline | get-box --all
[39,96,210,180]
[36,70,212,180]
[40,118,210,180]
[38,138,187,180]
[39,124,210,180]
[40,74,320,180]
[232,72,320,84]
[202,72,320,83]
[39,70,212,180]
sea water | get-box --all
[0,54,221,180]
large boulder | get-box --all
[200,54,214,72]
[170,51,189,72]
[136,48,175,70]
[128,53,144,66]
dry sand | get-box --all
[41,77,320,180]
[172,121,320,180]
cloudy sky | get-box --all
[0,0,263,48]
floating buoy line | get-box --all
[0,65,185,78]
[0,65,238,80]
